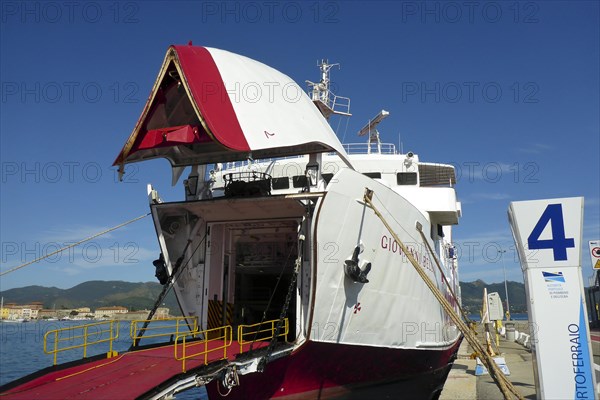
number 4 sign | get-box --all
[509,197,583,268]
[527,203,576,261]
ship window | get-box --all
[397,172,418,185]
[292,175,308,188]
[363,172,381,179]
[322,173,334,184]
[272,177,290,190]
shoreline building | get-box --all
[94,306,128,320]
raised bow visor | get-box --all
[113,45,351,177]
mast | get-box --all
[306,60,351,119]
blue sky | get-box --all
[1,1,598,290]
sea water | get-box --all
[0,320,207,399]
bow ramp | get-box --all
[0,318,293,399]
[113,45,352,179]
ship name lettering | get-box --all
[381,235,400,254]
[380,235,434,272]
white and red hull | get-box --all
[148,169,462,399]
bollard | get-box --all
[505,322,516,341]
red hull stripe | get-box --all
[207,339,462,399]
[173,45,250,152]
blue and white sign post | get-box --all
[508,197,596,400]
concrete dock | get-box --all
[441,321,600,399]
[440,321,536,400]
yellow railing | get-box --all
[237,318,288,353]
[42,317,289,371]
[174,325,232,373]
[43,320,120,365]
[130,316,198,343]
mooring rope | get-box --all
[363,188,524,400]
[414,224,473,324]
[0,213,151,277]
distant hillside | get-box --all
[1,279,527,316]
[459,280,527,314]
[0,281,181,315]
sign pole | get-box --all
[508,197,596,400]
[590,241,600,328]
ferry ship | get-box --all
[111,44,464,399]
[0,44,464,400]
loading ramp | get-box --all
[0,318,291,400]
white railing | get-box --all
[223,156,305,174]
[329,92,351,115]
[310,88,351,116]
[342,143,397,155]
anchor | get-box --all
[343,245,371,283]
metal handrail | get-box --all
[174,325,233,373]
[329,92,351,115]
[43,320,120,365]
[342,143,397,155]
[310,87,351,115]
[223,171,272,183]
[130,316,198,342]
[237,318,289,353]
[41,318,288,371]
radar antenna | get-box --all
[357,110,389,154]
